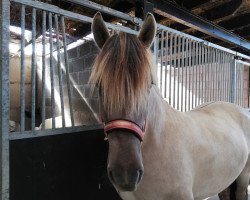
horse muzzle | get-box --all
[107,167,144,191]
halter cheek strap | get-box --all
[104,120,145,141]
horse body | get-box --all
[119,86,250,200]
[90,12,250,200]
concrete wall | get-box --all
[37,40,100,127]
[10,55,32,130]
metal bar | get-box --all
[65,0,142,24]
[61,16,75,127]
[215,49,219,101]
[219,51,223,101]
[41,10,46,130]
[204,45,207,103]
[181,37,185,112]
[160,30,163,94]
[240,63,243,106]
[184,38,189,111]
[173,34,177,109]
[0,0,10,199]
[198,42,201,105]
[222,52,226,101]
[201,44,204,104]
[195,42,198,107]
[54,14,65,127]
[191,41,195,109]
[241,64,244,106]
[49,12,55,129]
[153,0,250,51]
[9,124,104,141]
[20,5,26,132]
[153,35,158,65]
[212,48,216,101]
[164,31,168,99]
[236,62,239,105]
[169,33,173,106]
[230,59,237,103]
[226,53,230,102]
[177,35,181,110]
[11,0,138,35]
[188,39,192,110]
[31,8,37,130]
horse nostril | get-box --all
[108,168,115,183]
[137,169,144,184]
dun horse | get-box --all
[90,12,250,200]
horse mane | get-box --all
[90,32,154,115]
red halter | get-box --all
[104,120,145,141]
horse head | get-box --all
[91,12,156,192]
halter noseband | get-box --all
[104,120,145,141]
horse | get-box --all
[90,12,250,200]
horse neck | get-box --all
[145,85,179,142]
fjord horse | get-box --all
[90,12,250,200]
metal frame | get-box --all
[0,0,10,199]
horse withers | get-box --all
[90,12,250,200]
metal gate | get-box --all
[155,27,250,111]
[0,0,250,199]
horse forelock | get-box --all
[90,32,154,115]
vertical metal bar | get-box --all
[184,38,188,111]
[164,31,168,99]
[20,5,26,132]
[197,43,202,105]
[204,45,207,103]
[181,37,185,112]
[201,44,204,104]
[239,64,244,106]
[191,42,197,109]
[0,0,10,199]
[216,49,219,101]
[188,40,192,110]
[230,58,236,103]
[219,51,223,101]
[41,10,46,130]
[31,8,37,130]
[154,34,158,66]
[195,42,199,107]
[49,12,55,129]
[54,14,65,127]
[177,35,181,110]
[227,54,232,102]
[235,62,239,104]
[173,34,177,109]
[212,48,216,101]
[225,52,229,101]
[208,47,211,102]
[61,16,74,126]
[222,51,226,101]
[169,33,173,106]
[160,30,163,95]
[225,53,229,102]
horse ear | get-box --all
[138,13,157,48]
[92,12,110,49]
